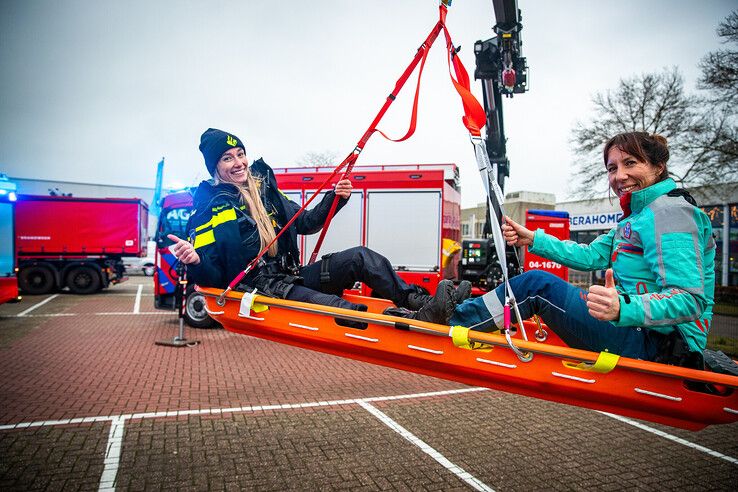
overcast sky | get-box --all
[1,0,735,207]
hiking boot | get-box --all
[454,280,472,304]
[406,291,432,311]
[383,280,455,325]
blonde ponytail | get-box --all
[215,168,278,257]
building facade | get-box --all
[461,190,555,239]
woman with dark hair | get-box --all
[449,132,715,366]
[168,128,469,326]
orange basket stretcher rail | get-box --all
[198,286,738,431]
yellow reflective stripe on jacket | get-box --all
[194,207,238,232]
[193,208,238,247]
[193,230,215,249]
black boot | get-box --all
[406,280,472,310]
[383,280,455,325]
[454,280,472,304]
[335,303,368,330]
[405,291,432,310]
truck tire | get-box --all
[66,266,102,295]
[184,290,217,329]
[19,266,56,295]
[142,264,155,276]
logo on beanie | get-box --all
[226,135,238,146]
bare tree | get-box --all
[570,11,738,199]
[700,11,738,106]
[570,68,702,197]
[696,10,738,186]
[296,150,339,168]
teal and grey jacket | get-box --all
[529,179,715,352]
[186,158,347,288]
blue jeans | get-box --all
[449,270,660,360]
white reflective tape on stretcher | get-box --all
[634,387,682,402]
[289,322,319,331]
[408,345,443,355]
[345,333,379,343]
[476,357,517,369]
[551,371,596,384]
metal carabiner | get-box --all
[533,314,548,342]
[216,286,231,307]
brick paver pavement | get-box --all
[1,279,737,491]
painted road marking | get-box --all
[2,312,176,318]
[98,416,125,491]
[1,385,736,492]
[0,388,487,431]
[132,285,143,314]
[358,400,494,492]
[16,294,59,317]
[601,412,738,465]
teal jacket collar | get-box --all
[620,178,676,218]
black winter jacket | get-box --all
[186,158,347,288]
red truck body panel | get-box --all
[15,195,148,256]
[524,209,570,281]
[0,277,19,304]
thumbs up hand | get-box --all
[586,268,620,321]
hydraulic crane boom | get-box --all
[474,0,528,192]
[458,0,529,291]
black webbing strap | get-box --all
[320,253,333,284]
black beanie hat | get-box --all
[199,128,245,176]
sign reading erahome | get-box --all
[569,212,623,231]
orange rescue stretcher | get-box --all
[199,286,738,431]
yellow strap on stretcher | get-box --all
[450,326,493,352]
[252,302,269,313]
[563,351,620,373]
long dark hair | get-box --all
[603,132,670,182]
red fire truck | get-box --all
[154,164,462,327]
[15,195,149,295]
[0,176,20,304]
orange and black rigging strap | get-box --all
[217,1,485,305]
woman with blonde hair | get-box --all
[169,128,469,326]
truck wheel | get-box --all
[142,264,155,276]
[66,266,102,295]
[184,290,217,328]
[19,266,56,295]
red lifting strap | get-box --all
[223,5,449,292]
[220,3,487,295]
[441,25,486,137]
[308,5,449,264]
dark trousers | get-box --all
[285,246,415,311]
[449,270,661,360]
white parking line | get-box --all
[1,312,176,319]
[98,416,125,491]
[0,388,487,430]
[17,294,59,317]
[2,386,736,492]
[600,412,738,465]
[132,285,143,314]
[358,400,494,492]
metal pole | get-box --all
[156,262,200,348]
[723,203,729,286]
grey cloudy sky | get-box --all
[0,0,735,207]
